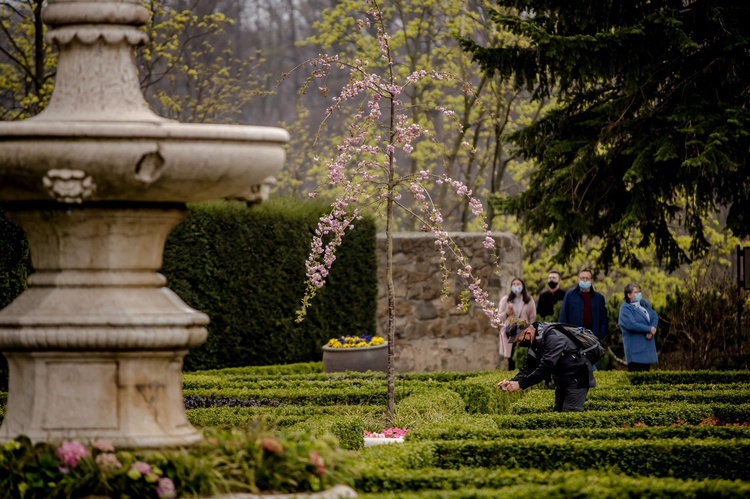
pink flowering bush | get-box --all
[56,440,90,472]
[0,425,355,498]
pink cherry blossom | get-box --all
[292,0,503,330]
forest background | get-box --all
[1,0,748,369]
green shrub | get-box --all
[493,405,717,429]
[407,415,501,442]
[360,441,438,471]
[410,420,750,442]
[512,383,750,413]
[0,212,29,311]
[0,199,377,378]
[590,370,632,388]
[393,389,465,430]
[195,362,324,377]
[0,211,31,393]
[160,198,377,371]
[658,272,750,370]
[406,438,750,480]
[629,371,750,385]
[183,384,395,406]
[354,468,750,497]
[448,373,515,414]
[395,372,487,383]
[329,417,366,451]
[282,414,369,451]
[186,404,384,431]
[0,424,356,498]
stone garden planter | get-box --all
[363,437,404,447]
[322,343,388,373]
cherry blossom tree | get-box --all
[290,0,504,421]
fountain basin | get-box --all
[0,121,289,203]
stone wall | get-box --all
[376,232,522,372]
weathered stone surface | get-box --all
[414,301,439,320]
[377,232,522,372]
[0,209,208,447]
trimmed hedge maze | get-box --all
[1,366,747,496]
[175,365,750,498]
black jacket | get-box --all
[512,323,596,389]
[537,287,566,317]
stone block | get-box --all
[414,301,438,320]
[378,231,521,372]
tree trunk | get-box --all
[385,87,397,424]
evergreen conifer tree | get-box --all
[461,0,750,271]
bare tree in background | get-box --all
[0,0,55,119]
[272,0,546,233]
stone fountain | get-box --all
[0,0,288,447]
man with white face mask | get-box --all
[498,320,596,411]
[559,268,609,341]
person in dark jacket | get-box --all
[536,270,566,319]
[559,268,608,340]
[498,320,595,412]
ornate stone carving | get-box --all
[134,150,165,184]
[228,176,277,204]
[42,169,97,203]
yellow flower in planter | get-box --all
[322,335,388,373]
[326,335,386,348]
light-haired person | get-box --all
[618,282,658,372]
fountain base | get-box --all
[1,350,202,447]
[0,206,208,446]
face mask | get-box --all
[578,280,592,290]
[634,292,642,302]
[511,285,523,294]
[547,280,558,289]
[517,329,533,347]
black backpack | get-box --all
[547,323,607,364]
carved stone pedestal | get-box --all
[0,0,287,447]
[0,206,207,446]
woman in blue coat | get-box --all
[617,282,659,371]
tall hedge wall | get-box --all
[0,199,377,379]
[0,211,30,393]
[160,199,377,371]
[0,211,29,311]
